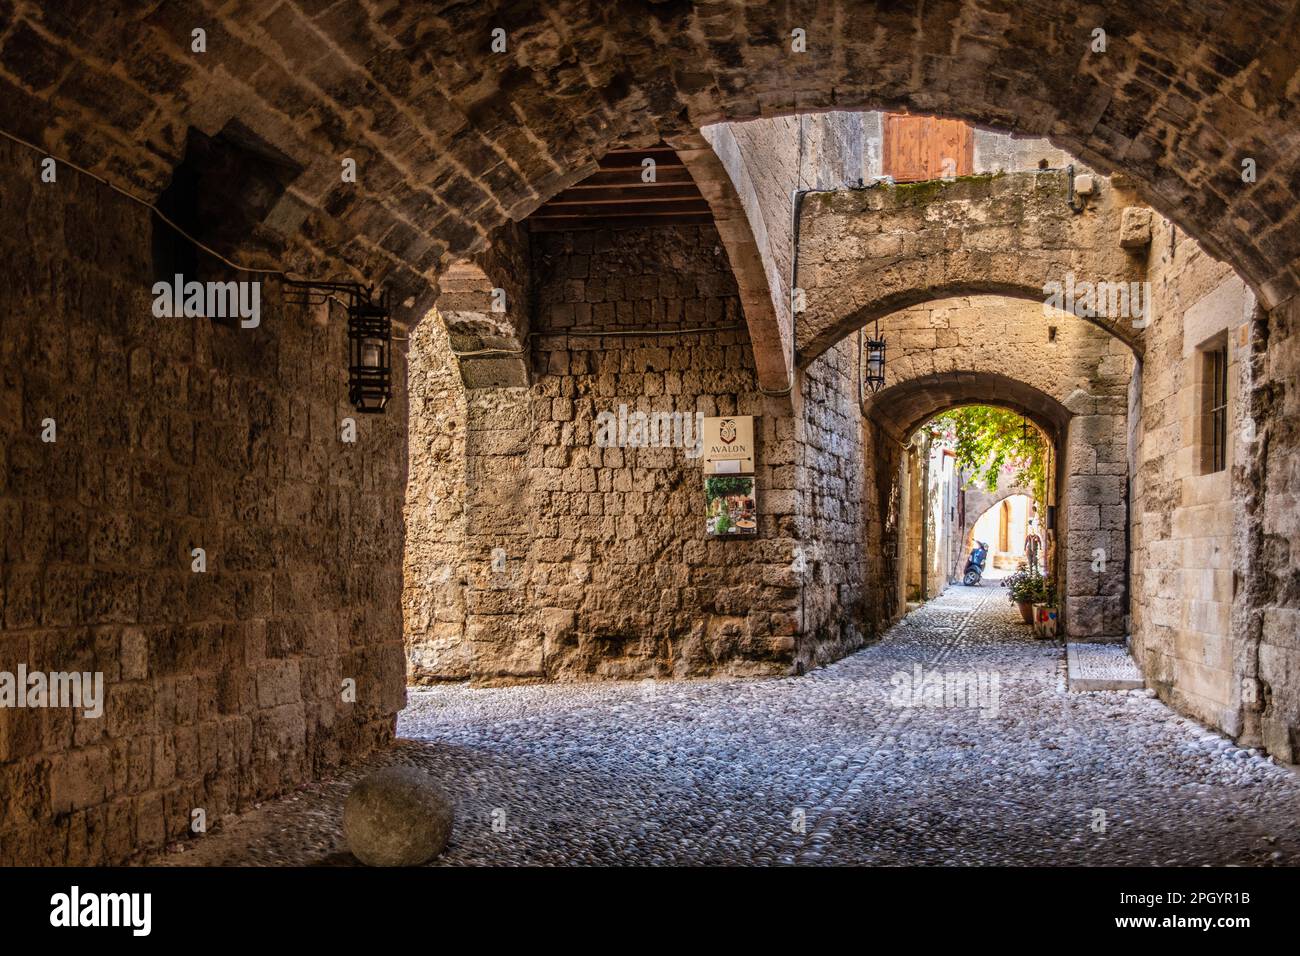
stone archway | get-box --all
[668,130,792,395]
[854,295,1132,639]
[963,485,1038,558]
[794,170,1148,365]
[8,4,1300,867]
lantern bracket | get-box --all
[280,278,378,311]
[281,278,393,414]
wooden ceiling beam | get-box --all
[528,212,716,232]
[568,168,697,187]
[526,142,712,232]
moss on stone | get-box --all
[890,171,1005,204]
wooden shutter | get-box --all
[882,114,974,183]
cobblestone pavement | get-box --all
[154,583,1300,866]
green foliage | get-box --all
[925,405,1048,508]
[1004,565,1055,605]
[705,476,753,498]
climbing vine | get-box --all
[924,406,1048,507]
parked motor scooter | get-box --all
[963,541,989,586]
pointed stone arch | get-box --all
[668,130,792,396]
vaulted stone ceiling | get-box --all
[4,0,1296,324]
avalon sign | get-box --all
[702,416,755,475]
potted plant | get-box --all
[1005,565,1049,624]
[1031,581,1059,638]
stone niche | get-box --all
[525,222,802,679]
[405,222,813,682]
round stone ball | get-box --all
[343,766,454,866]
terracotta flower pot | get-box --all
[1017,600,1034,624]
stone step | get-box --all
[1066,642,1144,691]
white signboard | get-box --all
[702,416,755,475]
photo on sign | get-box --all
[705,476,758,537]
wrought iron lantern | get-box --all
[283,279,393,414]
[347,291,392,414]
[863,320,887,393]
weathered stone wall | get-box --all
[402,315,468,682]
[1127,214,1300,764]
[0,140,406,864]
[1256,296,1300,761]
[1130,223,1257,739]
[971,130,1071,177]
[409,220,887,682]
[796,169,1148,361]
[904,441,926,602]
[902,437,960,602]
[795,338,881,665]
[525,224,801,679]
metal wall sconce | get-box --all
[283,279,392,414]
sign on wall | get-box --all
[702,416,757,536]
[702,416,755,475]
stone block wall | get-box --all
[523,224,801,679]
[902,436,959,603]
[1130,222,1259,741]
[404,220,885,681]
[1257,296,1300,761]
[971,130,1070,177]
[0,140,407,864]
[402,316,468,682]
[795,337,880,666]
[462,384,534,678]
[1124,210,1300,761]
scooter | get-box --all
[963,541,989,586]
